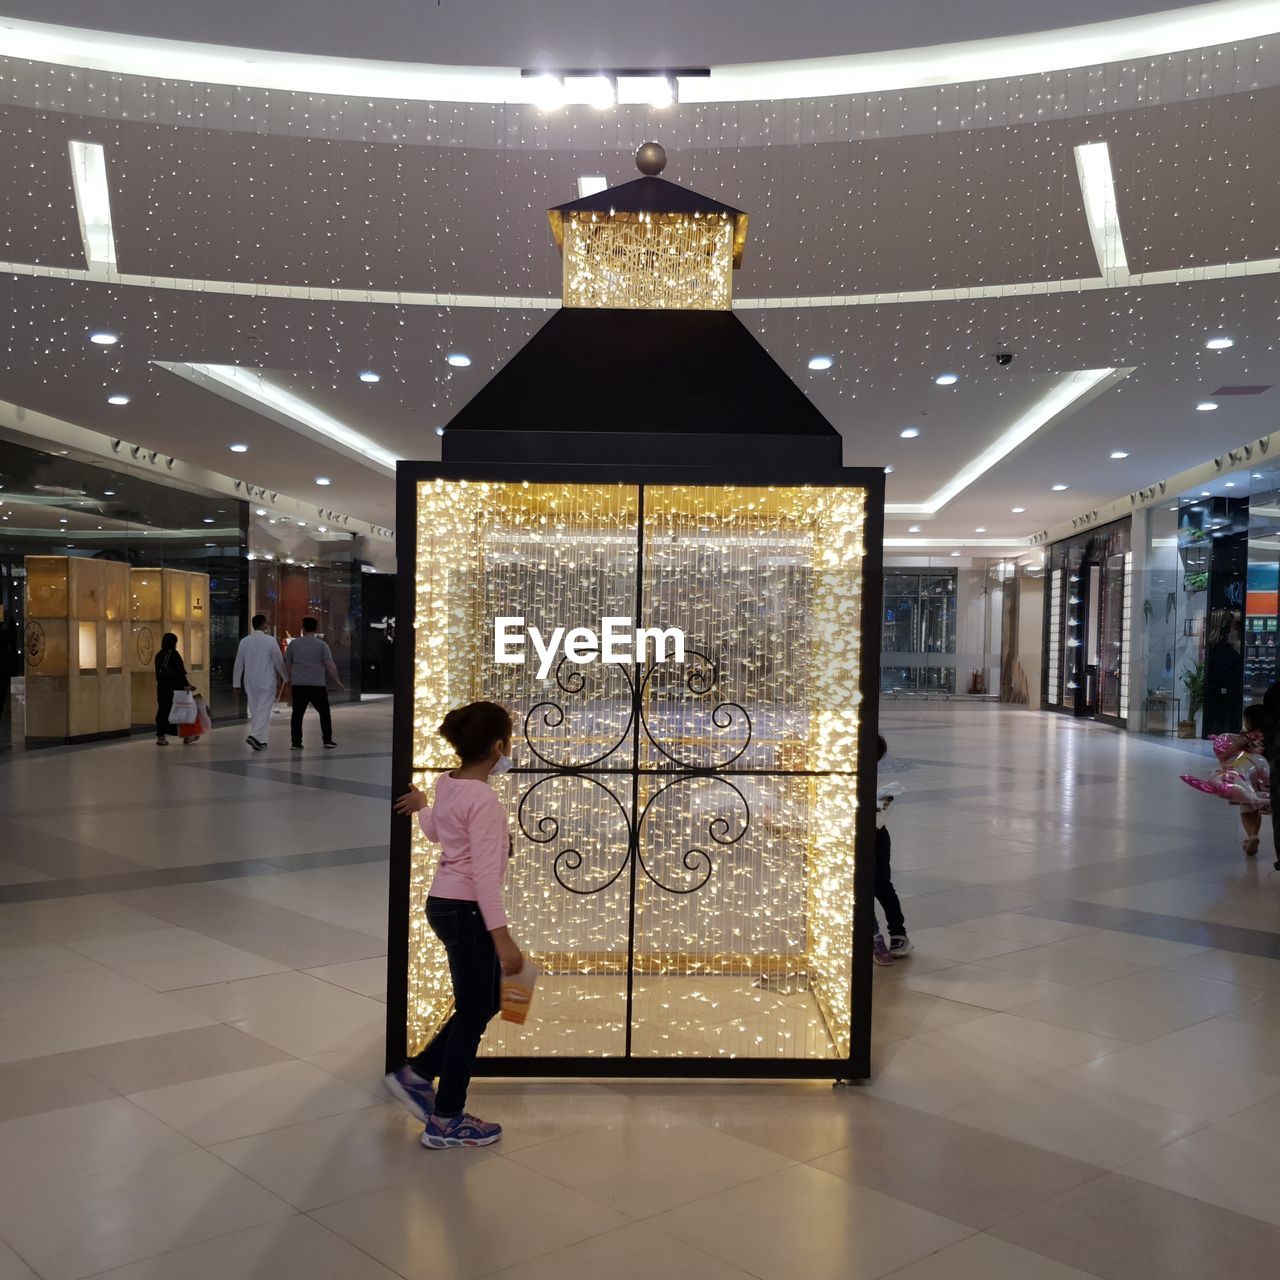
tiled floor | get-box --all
[2,699,1280,1278]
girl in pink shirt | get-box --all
[386,701,522,1149]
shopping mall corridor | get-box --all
[1,700,1279,1279]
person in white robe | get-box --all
[233,614,287,750]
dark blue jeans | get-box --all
[407,896,501,1117]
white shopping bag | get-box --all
[195,696,212,734]
[169,689,198,725]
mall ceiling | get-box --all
[2,3,1279,550]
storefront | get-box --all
[1042,518,1132,726]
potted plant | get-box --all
[1179,662,1205,737]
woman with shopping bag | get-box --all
[155,632,196,745]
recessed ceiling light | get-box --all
[204,542,215,547]
[884,466,894,474]
[315,477,331,486]
[934,373,958,386]
[229,443,248,453]
[106,393,130,406]
[318,525,328,533]
[1011,506,1026,513]
[89,331,118,345]
[807,355,834,371]
[1052,483,1070,491]
[202,517,214,524]
[1252,473,1264,479]
[297,521,307,527]
[255,507,267,515]
[950,551,961,557]
[975,527,986,533]
[103,489,115,496]
[59,517,68,524]
[1225,481,1236,488]
[358,370,381,383]
[1110,450,1129,459]
[1205,336,1235,350]
[1200,491,1212,497]
[1197,401,1219,411]
[908,525,921,533]
[435,426,445,437]
[900,427,920,439]
[446,353,472,368]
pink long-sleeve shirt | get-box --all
[420,774,511,930]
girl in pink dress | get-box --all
[1180,704,1270,856]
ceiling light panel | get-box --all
[1074,142,1129,278]
[156,362,399,473]
[67,139,118,271]
[577,175,609,198]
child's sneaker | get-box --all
[384,1066,435,1123]
[422,1112,503,1149]
[889,933,913,957]
[873,934,894,966]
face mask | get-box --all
[491,751,513,776]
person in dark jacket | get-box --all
[154,632,192,745]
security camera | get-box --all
[992,351,1014,366]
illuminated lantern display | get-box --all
[388,146,884,1079]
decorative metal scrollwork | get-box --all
[517,773,633,895]
[516,639,754,898]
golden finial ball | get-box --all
[636,142,667,176]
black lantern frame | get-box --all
[386,457,884,1081]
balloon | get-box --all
[1181,750,1271,813]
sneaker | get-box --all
[421,1112,502,1149]
[156,736,168,745]
[1243,837,1260,857]
[873,934,894,966]
[384,1066,435,1123]
[246,736,265,752]
[889,934,913,957]
[291,743,303,750]
[323,740,337,749]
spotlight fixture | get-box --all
[1197,401,1219,411]
[900,428,920,439]
[435,426,445,437]
[808,355,834,371]
[1110,450,1129,459]
[950,551,961,557]
[103,489,115,496]
[359,370,381,383]
[318,525,329,533]
[1011,506,1026,513]
[884,466,894,474]
[1225,481,1236,488]
[908,525,921,533]
[229,443,248,453]
[1200,491,1212,497]
[106,394,130,406]
[202,517,214,524]
[1052,483,1070,491]
[975,527,986,533]
[89,331,118,345]
[446,353,472,368]
[1205,336,1235,350]
[315,477,332,486]
[934,373,958,386]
